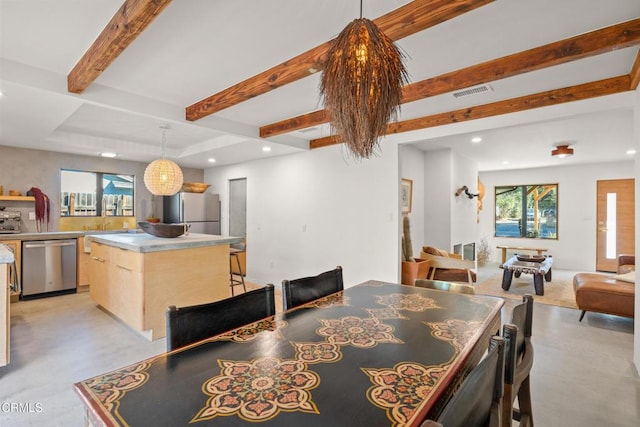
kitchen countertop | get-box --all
[87,232,243,253]
[0,245,14,263]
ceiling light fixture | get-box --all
[143,124,184,196]
[320,0,408,159]
[100,152,117,158]
[208,158,216,163]
[262,146,272,152]
[626,149,636,156]
[551,144,574,158]
[471,136,482,143]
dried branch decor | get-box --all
[320,18,408,159]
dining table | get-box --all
[74,281,503,426]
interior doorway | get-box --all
[229,178,247,238]
[596,178,634,272]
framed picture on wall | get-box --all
[401,178,413,213]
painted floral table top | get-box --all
[75,282,503,426]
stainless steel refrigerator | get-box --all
[163,192,221,234]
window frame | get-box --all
[494,183,558,239]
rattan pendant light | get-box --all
[144,124,184,196]
[320,1,408,159]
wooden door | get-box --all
[596,179,635,272]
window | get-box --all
[60,169,134,217]
[494,184,558,239]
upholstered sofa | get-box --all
[573,255,635,321]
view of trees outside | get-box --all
[495,184,558,239]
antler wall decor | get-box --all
[455,185,479,199]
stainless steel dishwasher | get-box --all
[21,239,77,299]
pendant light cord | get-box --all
[160,124,169,159]
[359,0,363,18]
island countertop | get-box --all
[87,232,243,253]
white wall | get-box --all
[420,149,478,253]
[479,161,634,270]
[204,144,400,288]
[451,151,480,251]
[423,149,453,250]
[634,86,640,371]
[399,145,425,258]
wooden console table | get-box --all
[496,245,548,264]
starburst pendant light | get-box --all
[320,2,408,159]
[144,124,184,196]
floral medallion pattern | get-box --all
[194,357,320,422]
[316,316,403,348]
[426,319,483,352]
[375,293,440,312]
[292,341,343,364]
[363,362,450,426]
[85,362,151,413]
[364,307,408,320]
[308,293,350,309]
[217,319,287,342]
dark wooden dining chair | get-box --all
[282,266,343,311]
[421,335,506,427]
[166,284,275,351]
[502,294,534,426]
[414,279,475,295]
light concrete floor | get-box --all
[0,270,637,426]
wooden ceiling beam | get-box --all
[630,49,640,89]
[263,18,640,138]
[186,0,494,121]
[68,0,173,94]
[309,75,631,149]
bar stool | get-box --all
[229,243,246,296]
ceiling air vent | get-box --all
[452,84,493,99]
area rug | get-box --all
[475,269,578,309]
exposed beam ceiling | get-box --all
[261,18,640,138]
[309,75,632,149]
[67,0,173,94]
[184,0,494,121]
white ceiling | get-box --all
[0,0,639,170]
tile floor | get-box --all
[0,269,637,426]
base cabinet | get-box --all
[1,264,8,366]
[89,242,230,340]
[77,237,90,288]
[3,240,20,300]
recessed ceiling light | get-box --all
[626,149,636,156]
[502,160,510,165]
[100,152,117,158]
[208,158,216,163]
[262,146,272,152]
[471,136,482,143]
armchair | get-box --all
[420,246,476,285]
[617,254,635,274]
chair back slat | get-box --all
[425,336,505,427]
[282,266,343,310]
[166,284,275,351]
[504,294,535,427]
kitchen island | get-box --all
[87,233,243,340]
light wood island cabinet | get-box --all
[1,245,14,367]
[88,233,242,340]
